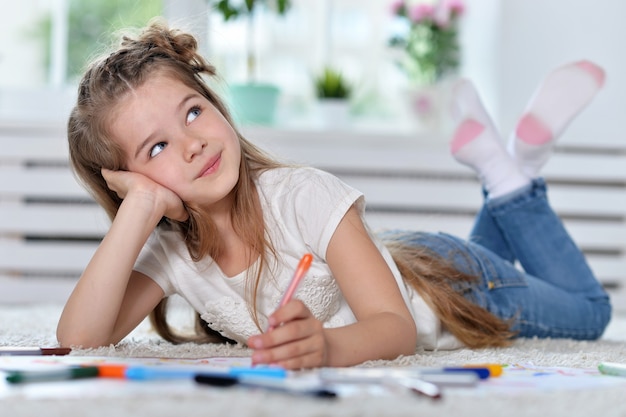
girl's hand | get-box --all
[247,300,328,370]
[101,168,188,222]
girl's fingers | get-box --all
[249,312,327,369]
[101,168,132,198]
[267,349,326,370]
[251,334,326,369]
[267,299,311,330]
[100,168,188,222]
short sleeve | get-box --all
[134,230,178,297]
[258,167,364,260]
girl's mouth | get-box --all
[199,153,221,178]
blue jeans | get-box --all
[391,178,611,340]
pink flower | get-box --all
[412,92,434,115]
[447,0,465,16]
[390,0,405,15]
[431,0,465,27]
[433,0,465,27]
[433,1,451,27]
[408,4,434,23]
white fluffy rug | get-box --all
[2,303,626,417]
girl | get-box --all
[57,21,611,369]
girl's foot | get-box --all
[450,80,529,198]
[509,60,605,177]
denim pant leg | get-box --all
[487,178,609,299]
[469,204,515,264]
[388,179,611,340]
[481,178,611,339]
[469,185,539,264]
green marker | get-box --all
[598,362,626,377]
[5,366,99,384]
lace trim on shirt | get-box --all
[201,273,347,343]
[201,298,258,344]
[297,273,342,323]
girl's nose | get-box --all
[183,135,206,161]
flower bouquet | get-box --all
[389,0,465,131]
[389,0,464,87]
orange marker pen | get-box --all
[96,364,129,378]
[267,253,313,332]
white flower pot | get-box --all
[405,77,456,134]
[317,99,351,129]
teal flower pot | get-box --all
[229,83,280,125]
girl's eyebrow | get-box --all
[133,93,199,159]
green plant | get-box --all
[31,0,161,83]
[212,0,291,82]
[389,0,464,86]
[314,67,352,99]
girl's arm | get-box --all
[323,206,418,365]
[57,170,185,348]
[248,206,417,368]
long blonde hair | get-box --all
[67,19,283,343]
[68,20,514,348]
[385,239,515,348]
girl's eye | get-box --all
[149,142,167,158]
[187,106,201,124]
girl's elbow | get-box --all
[403,331,418,356]
[56,328,113,349]
[391,314,417,357]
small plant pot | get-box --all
[317,98,351,129]
[229,83,280,125]
[405,77,456,133]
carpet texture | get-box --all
[2,303,626,417]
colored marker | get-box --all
[318,367,479,387]
[267,253,313,331]
[418,371,478,386]
[395,377,442,400]
[96,364,287,381]
[195,373,336,398]
[0,347,71,356]
[5,366,99,384]
[463,363,503,377]
[433,367,490,380]
[598,362,626,377]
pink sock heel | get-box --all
[515,113,552,145]
[451,119,485,154]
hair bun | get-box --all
[115,19,204,72]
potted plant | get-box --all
[212,0,291,125]
[313,66,353,128]
[388,0,464,87]
[388,0,465,131]
[314,67,352,100]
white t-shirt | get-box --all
[134,167,462,350]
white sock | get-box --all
[450,80,530,198]
[509,60,605,177]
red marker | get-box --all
[0,347,71,356]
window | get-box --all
[206,0,409,127]
[2,0,162,88]
[0,0,454,130]
[0,0,162,121]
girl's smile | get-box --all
[198,153,222,178]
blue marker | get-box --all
[122,365,287,381]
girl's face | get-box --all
[109,73,242,209]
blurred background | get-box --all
[1,0,626,308]
[0,0,624,143]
